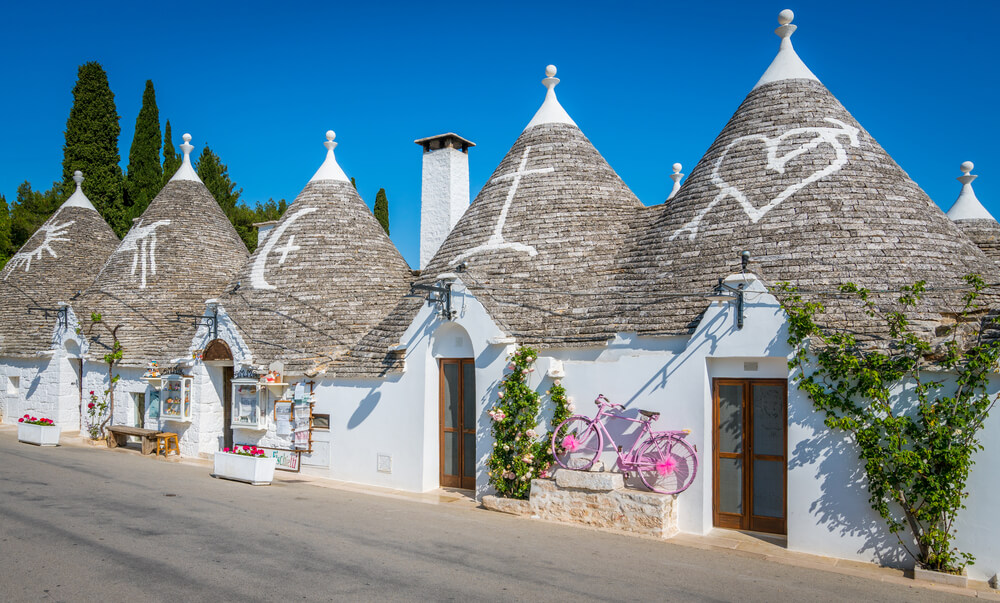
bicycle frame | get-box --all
[587,395,686,471]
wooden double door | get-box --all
[713,379,787,534]
[439,359,476,490]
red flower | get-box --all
[18,418,24,423]
[88,402,96,409]
[89,390,94,395]
[23,414,29,418]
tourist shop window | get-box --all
[312,414,330,430]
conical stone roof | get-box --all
[219,132,412,375]
[0,172,119,357]
[946,162,1000,265]
[341,66,644,377]
[79,136,248,366]
[625,13,999,338]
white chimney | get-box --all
[415,133,475,269]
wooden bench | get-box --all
[106,425,162,455]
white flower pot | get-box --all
[213,452,276,486]
[18,423,61,446]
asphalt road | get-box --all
[0,431,965,602]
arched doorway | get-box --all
[431,323,476,490]
[203,339,235,449]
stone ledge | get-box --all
[914,567,969,588]
[482,478,677,539]
[554,469,623,491]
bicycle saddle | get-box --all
[638,409,660,421]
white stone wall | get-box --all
[0,351,82,429]
[419,147,469,269]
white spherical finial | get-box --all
[182,133,192,143]
[545,65,557,78]
[326,130,336,142]
[961,161,974,175]
[73,170,84,184]
[672,163,682,173]
[778,9,794,25]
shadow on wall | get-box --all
[788,390,912,568]
[348,390,381,430]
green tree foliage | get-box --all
[0,194,13,269]
[161,119,181,185]
[62,62,125,236]
[194,144,286,252]
[10,182,62,250]
[350,176,356,190]
[124,80,163,223]
[196,144,241,216]
[779,276,1000,573]
[374,188,390,235]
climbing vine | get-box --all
[487,346,572,499]
[778,275,1000,573]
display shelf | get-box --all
[232,378,266,430]
[160,375,193,422]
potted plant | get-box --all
[17,414,60,446]
[213,445,276,486]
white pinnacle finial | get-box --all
[525,64,577,130]
[169,132,202,183]
[310,128,349,183]
[753,9,820,90]
[667,163,685,201]
[62,169,97,211]
[947,160,994,222]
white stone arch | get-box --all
[430,321,475,359]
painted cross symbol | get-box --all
[274,236,300,265]
[453,145,554,263]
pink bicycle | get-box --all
[551,394,698,495]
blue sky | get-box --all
[1,1,997,267]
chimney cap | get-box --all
[414,132,476,153]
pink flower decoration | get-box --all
[656,457,678,476]
[562,434,580,452]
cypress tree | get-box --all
[0,194,12,269]
[374,188,390,235]
[196,145,254,249]
[62,62,125,236]
[162,119,181,184]
[124,80,162,222]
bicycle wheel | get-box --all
[637,435,698,494]
[551,416,602,471]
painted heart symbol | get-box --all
[671,118,860,241]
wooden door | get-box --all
[440,359,476,490]
[223,366,234,450]
[713,379,787,534]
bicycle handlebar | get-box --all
[595,394,625,410]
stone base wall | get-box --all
[483,472,678,539]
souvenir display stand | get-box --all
[231,375,266,430]
[159,374,193,422]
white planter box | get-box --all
[18,423,61,446]
[213,452,276,486]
